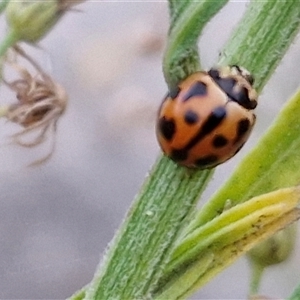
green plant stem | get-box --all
[168,0,195,32]
[163,0,228,90]
[167,0,185,22]
[85,156,213,300]
[249,262,265,295]
[219,0,300,92]
[80,2,229,299]
[288,283,300,300]
[0,29,19,57]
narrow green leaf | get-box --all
[155,252,214,300]
[167,187,300,274]
[154,187,300,299]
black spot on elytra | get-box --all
[211,76,256,110]
[215,77,236,96]
[231,86,257,109]
[208,68,220,80]
[182,81,207,101]
[184,106,227,150]
[167,106,226,166]
[195,155,219,168]
[249,99,257,109]
[213,135,228,148]
[169,86,181,99]
[201,107,227,135]
[234,118,251,144]
[184,110,199,125]
[158,117,176,140]
[171,149,188,161]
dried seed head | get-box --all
[4,46,68,165]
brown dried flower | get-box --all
[4,46,68,165]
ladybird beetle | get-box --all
[156,65,258,169]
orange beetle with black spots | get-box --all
[156,65,258,169]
